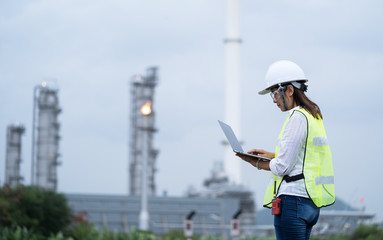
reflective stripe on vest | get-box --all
[263,108,335,208]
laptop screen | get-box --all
[218,120,244,153]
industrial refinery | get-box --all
[1,70,376,238]
[1,0,379,239]
[2,61,375,238]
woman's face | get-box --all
[270,87,284,111]
[270,85,296,111]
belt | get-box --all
[283,173,304,183]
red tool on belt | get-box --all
[272,181,281,215]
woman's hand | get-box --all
[235,153,258,166]
[247,149,275,159]
[235,150,272,171]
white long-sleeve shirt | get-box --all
[269,106,309,198]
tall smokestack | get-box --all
[224,0,241,184]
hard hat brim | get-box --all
[258,79,308,95]
[258,88,271,95]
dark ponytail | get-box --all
[293,88,323,119]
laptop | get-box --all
[218,120,271,161]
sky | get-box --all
[1,0,382,222]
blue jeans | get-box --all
[274,195,320,240]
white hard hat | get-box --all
[258,60,308,95]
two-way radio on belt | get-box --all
[272,180,281,215]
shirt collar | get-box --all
[287,105,302,116]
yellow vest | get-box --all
[263,108,335,208]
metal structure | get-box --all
[129,67,159,196]
[189,161,255,233]
[31,82,61,191]
[66,193,242,238]
[313,210,375,236]
[224,0,242,185]
[5,123,25,188]
[66,193,374,238]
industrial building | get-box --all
[66,193,243,238]
[65,191,374,238]
[66,183,375,239]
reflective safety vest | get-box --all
[263,108,335,208]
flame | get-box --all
[141,101,152,115]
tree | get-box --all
[0,185,72,236]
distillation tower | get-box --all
[31,82,62,191]
[5,123,25,188]
[129,67,159,196]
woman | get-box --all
[236,60,335,240]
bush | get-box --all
[65,224,156,240]
[0,185,72,236]
[349,224,383,240]
[161,229,188,240]
[0,226,38,240]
